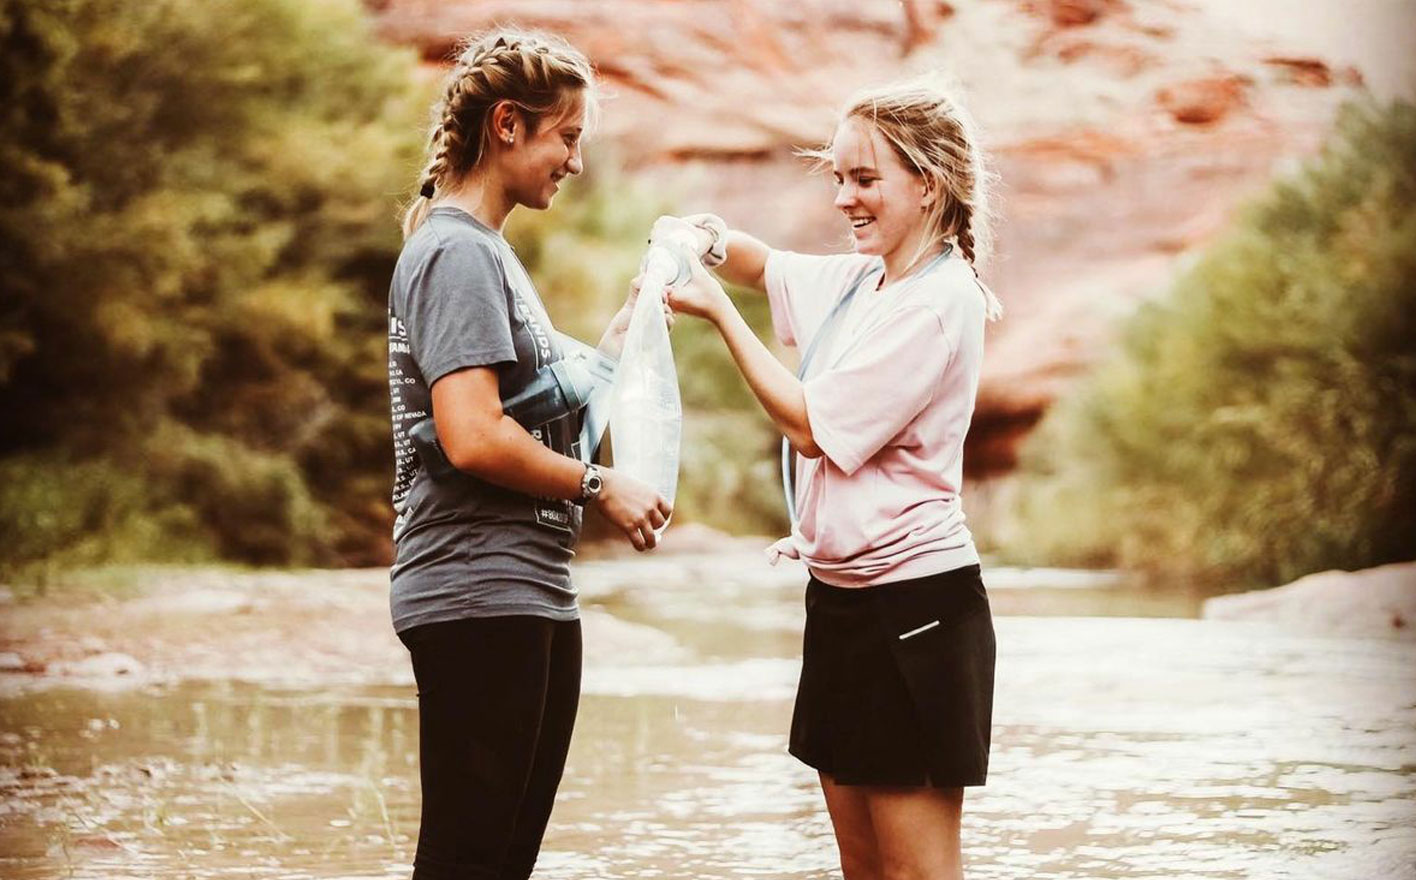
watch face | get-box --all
[582,467,604,499]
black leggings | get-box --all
[398,615,582,880]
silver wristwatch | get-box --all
[578,464,604,505]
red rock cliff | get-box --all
[370,0,1389,474]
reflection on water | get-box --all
[2,576,1413,879]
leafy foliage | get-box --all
[1007,101,1416,587]
[0,0,789,579]
[0,0,425,573]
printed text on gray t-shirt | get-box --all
[386,208,581,633]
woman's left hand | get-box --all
[665,255,730,323]
[599,275,676,357]
[623,274,676,330]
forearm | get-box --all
[712,230,770,292]
[597,305,632,358]
[438,414,585,500]
[711,303,821,456]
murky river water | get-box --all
[2,564,1413,879]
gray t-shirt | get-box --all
[386,207,581,633]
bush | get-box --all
[0,0,793,577]
[0,453,208,579]
[1006,100,1416,587]
[0,425,329,581]
[0,0,424,573]
[0,0,789,578]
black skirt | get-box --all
[789,564,995,788]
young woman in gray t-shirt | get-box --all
[387,28,670,880]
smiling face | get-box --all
[503,91,587,211]
[831,116,931,270]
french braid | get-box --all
[402,30,596,238]
[802,74,1002,320]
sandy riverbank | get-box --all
[1,530,1156,697]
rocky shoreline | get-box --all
[5,527,1409,697]
[1203,561,1416,639]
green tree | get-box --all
[1007,100,1416,587]
[0,0,424,573]
[0,0,790,581]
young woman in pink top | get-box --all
[660,76,1002,879]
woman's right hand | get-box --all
[593,467,672,551]
[666,252,732,323]
[651,215,714,258]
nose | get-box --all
[833,181,856,211]
[566,143,584,177]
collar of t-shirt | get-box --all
[831,250,953,365]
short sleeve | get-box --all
[405,239,516,386]
[802,306,953,475]
[764,250,876,349]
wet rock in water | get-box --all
[581,608,691,666]
[60,834,126,853]
[1203,561,1416,639]
[54,652,146,678]
[0,652,46,675]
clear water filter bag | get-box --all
[608,240,687,510]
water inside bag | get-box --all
[607,243,685,510]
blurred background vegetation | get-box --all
[1,0,421,578]
[0,0,783,583]
[1,0,1410,590]
[996,101,1416,588]
[502,161,786,541]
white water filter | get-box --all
[607,236,691,519]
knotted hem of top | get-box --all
[766,536,799,565]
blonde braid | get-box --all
[949,176,979,266]
[416,36,528,199]
[955,207,976,266]
[803,74,1002,320]
[401,29,596,238]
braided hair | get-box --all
[805,74,1002,320]
[401,29,596,238]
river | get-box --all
[1,558,1412,879]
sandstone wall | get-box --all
[370,0,1384,472]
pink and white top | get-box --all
[764,248,986,587]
